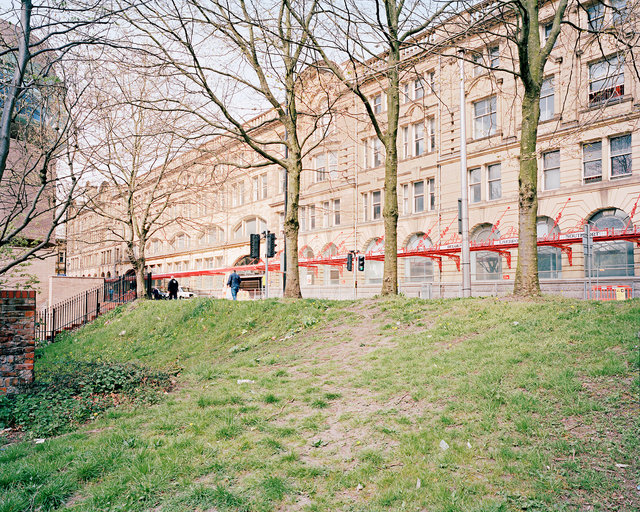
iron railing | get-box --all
[36,274,151,343]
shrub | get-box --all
[0,361,172,437]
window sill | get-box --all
[468,131,501,143]
[581,94,632,113]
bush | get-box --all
[0,361,172,437]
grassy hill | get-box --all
[1,296,639,512]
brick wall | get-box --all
[0,290,36,394]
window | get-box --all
[402,184,409,215]
[543,150,560,190]
[300,206,307,231]
[234,217,267,239]
[373,93,383,114]
[309,205,316,229]
[373,138,384,167]
[472,52,483,77]
[176,234,189,250]
[322,244,340,285]
[587,2,605,31]
[372,190,382,220]
[583,141,602,183]
[414,77,424,99]
[426,71,435,94]
[427,117,436,152]
[610,134,631,178]
[315,153,327,182]
[540,77,554,121]
[364,238,384,284]
[333,199,341,225]
[403,82,411,104]
[402,126,410,158]
[413,181,424,213]
[537,217,562,279]
[252,176,259,201]
[474,96,497,138]
[405,233,434,282]
[612,0,627,23]
[472,225,502,280]
[323,201,330,227]
[488,163,501,200]
[469,168,482,203]
[427,178,436,211]
[413,122,424,156]
[328,151,338,179]
[588,209,634,276]
[363,192,369,221]
[589,55,624,104]
[489,46,499,68]
[301,247,315,285]
[261,173,268,199]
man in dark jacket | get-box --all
[227,270,241,301]
[168,276,179,300]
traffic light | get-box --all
[266,233,276,258]
[346,252,353,271]
[358,255,365,271]
[250,233,260,259]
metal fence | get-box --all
[36,274,151,343]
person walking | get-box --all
[168,276,179,300]
[227,270,241,301]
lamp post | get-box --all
[458,49,471,297]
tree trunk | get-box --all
[284,158,302,298]
[381,136,399,295]
[380,42,400,296]
[514,91,541,296]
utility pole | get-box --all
[458,49,471,297]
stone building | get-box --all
[66,2,640,298]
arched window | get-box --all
[364,238,384,284]
[587,209,634,277]
[300,247,315,285]
[537,216,562,279]
[234,255,259,266]
[471,224,501,280]
[322,243,340,285]
[234,217,267,240]
[175,233,190,250]
[404,233,434,282]
[200,226,224,246]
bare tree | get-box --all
[0,1,131,279]
[75,53,207,295]
[296,0,455,295]
[121,0,340,298]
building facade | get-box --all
[66,3,640,298]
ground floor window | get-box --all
[364,238,384,284]
[587,208,634,277]
[537,217,562,279]
[404,233,434,282]
[471,224,501,280]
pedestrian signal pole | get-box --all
[261,231,277,299]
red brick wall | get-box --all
[0,290,36,394]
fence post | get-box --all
[50,307,56,343]
[96,288,100,317]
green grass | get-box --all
[1,296,638,511]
